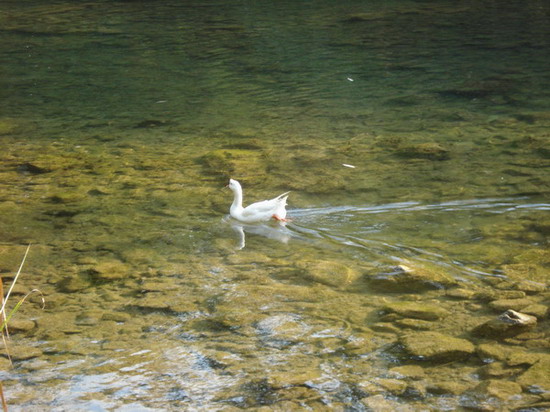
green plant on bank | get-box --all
[0,245,45,412]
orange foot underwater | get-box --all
[272,214,291,222]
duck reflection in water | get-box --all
[222,216,292,250]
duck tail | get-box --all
[277,191,291,202]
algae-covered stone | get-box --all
[459,378,532,410]
[101,312,132,323]
[478,361,523,379]
[521,304,549,319]
[365,263,457,293]
[395,142,450,160]
[400,331,475,362]
[446,288,476,300]
[515,355,550,393]
[371,322,401,334]
[375,378,408,395]
[200,149,266,177]
[361,394,415,412]
[0,357,12,370]
[495,290,528,300]
[132,293,171,311]
[0,117,19,135]
[502,263,547,282]
[267,369,323,389]
[512,280,547,294]
[7,319,36,333]
[140,280,175,292]
[16,162,51,175]
[254,314,303,347]
[472,310,537,339]
[494,279,546,295]
[513,248,550,266]
[120,248,162,266]
[488,298,535,312]
[427,381,471,395]
[395,318,435,330]
[342,333,378,355]
[0,345,43,361]
[406,381,428,399]
[57,273,91,292]
[389,365,426,380]
[297,260,361,288]
[467,379,523,401]
[507,351,545,367]
[88,259,131,281]
[477,343,515,362]
[382,301,450,321]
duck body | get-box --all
[227,179,290,223]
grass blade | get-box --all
[0,244,31,318]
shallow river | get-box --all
[1,0,549,411]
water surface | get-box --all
[1,0,549,410]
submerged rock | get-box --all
[375,378,408,395]
[395,143,450,160]
[488,297,535,312]
[87,259,131,282]
[477,343,515,362]
[57,273,91,292]
[521,304,549,319]
[511,280,547,294]
[16,162,50,175]
[0,117,19,135]
[254,314,304,348]
[512,248,550,266]
[515,355,550,394]
[389,365,426,380]
[361,394,415,412]
[460,379,523,410]
[7,319,36,333]
[507,351,545,367]
[502,263,548,282]
[365,263,457,293]
[399,331,475,363]
[200,149,266,177]
[395,318,437,331]
[0,345,43,361]
[267,369,323,389]
[472,310,537,339]
[381,301,450,321]
[297,260,361,288]
[478,361,523,379]
[134,119,169,128]
[446,288,476,300]
[427,381,471,396]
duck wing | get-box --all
[241,192,290,218]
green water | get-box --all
[1,0,549,410]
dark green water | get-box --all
[1,1,549,410]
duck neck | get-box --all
[230,187,244,215]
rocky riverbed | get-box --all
[1,121,549,410]
[1,0,549,409]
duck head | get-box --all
[226,178,242,192]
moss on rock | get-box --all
[365,263,457,293]
[400,331,475,363]
[382,301,450,321]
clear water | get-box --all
[1,0,549,410]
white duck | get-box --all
[227,179,290,223]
